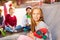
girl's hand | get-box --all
[26,24,30,26]
[12,27,15,30]
[7,24,13,29]
[9,25,13,29]
[27,31,34,40]
[0,28,3,31]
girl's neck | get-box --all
[10,13,14,17]
[10,14,12,15]
[27,13,30,15]
[36,21,41,25]
[28,14,30,15]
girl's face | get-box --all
[32,9,41,22]
[26,9,31,14]
[9,9,14,15]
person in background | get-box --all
[5,8,22,32]
[0,9,6,37]
[22,7,32,32]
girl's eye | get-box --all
[37,13,40,15]
[33,13,35,15]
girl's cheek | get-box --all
[37,15,40,20]
[32,14,35,18]
[38,15,41,18]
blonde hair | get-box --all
[31,7,44,32]
[9,8,13,11]
[0,9,2,12]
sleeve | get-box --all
[5,14,8,26]
[47,30,52,40]
[36,21,52,40]
[22,15,28,27]
[5,18,7,26]
[14,16,17,26]
[36,21,48,31]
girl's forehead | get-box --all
[33,9,41,13]
[33,8,40,11]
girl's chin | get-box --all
[34,20,39,22]
[34,19,40,22]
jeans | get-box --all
[5,25,22,32]
[23,26,31,32]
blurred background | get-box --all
[0,0,60,7]
[0,0,60,40]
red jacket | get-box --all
[5,14,17,27]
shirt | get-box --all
[5,14,17,27]
[22,14,31,27]
[35,21,52,40]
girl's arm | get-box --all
[14,16,17,27]
[47,30,52,40]
[22,15,27,27]
[35,21,52,40]
[8,24,13,29]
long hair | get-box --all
[31,7,44,32]
[0,9,2,12]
